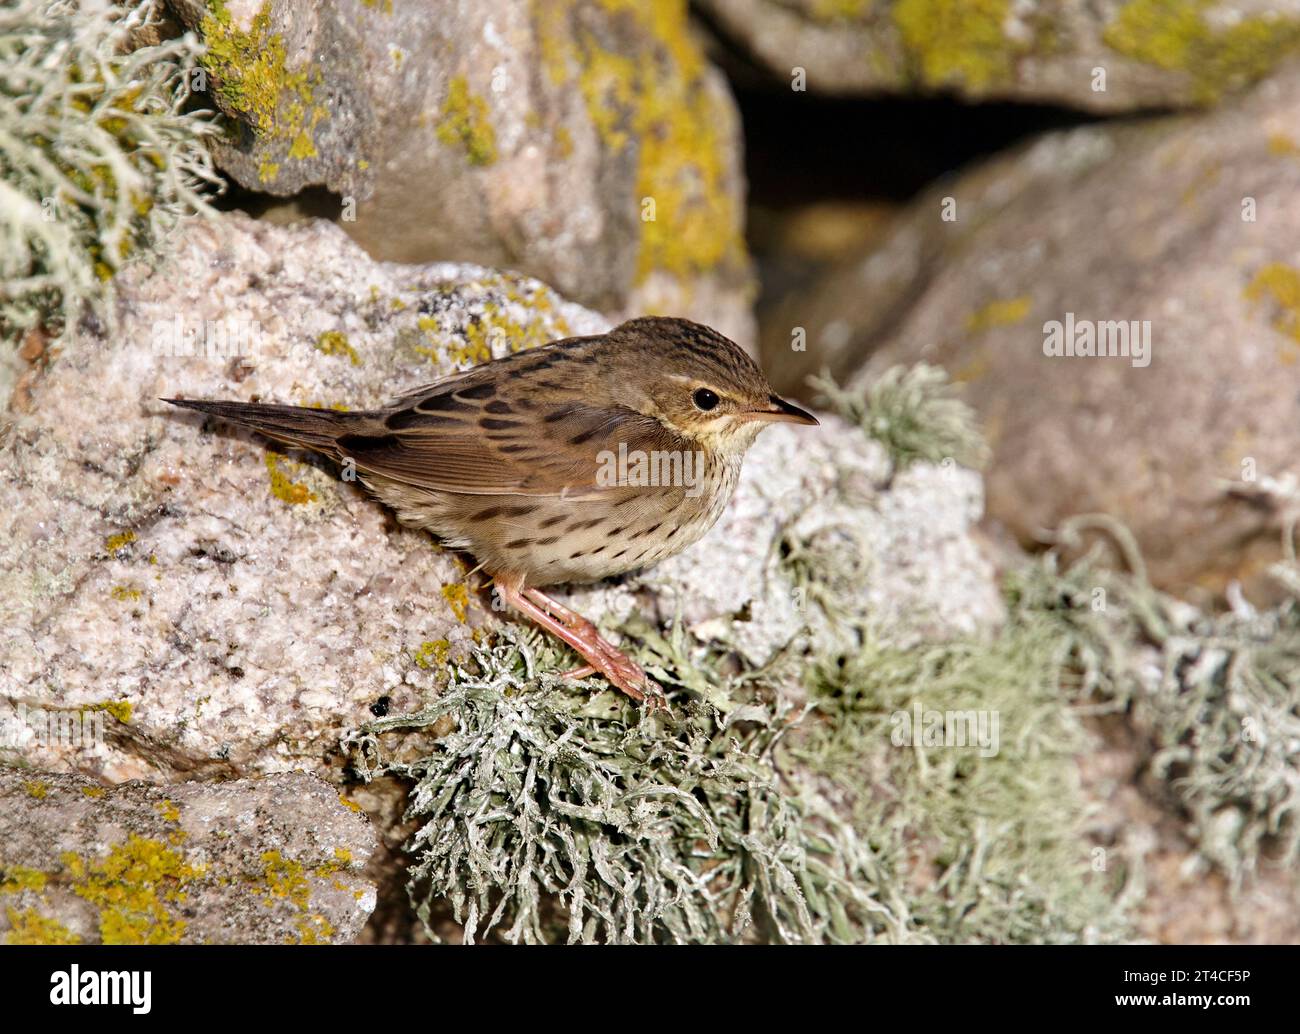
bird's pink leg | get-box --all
[493,580,666,708]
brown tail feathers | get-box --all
[162,398,374,457]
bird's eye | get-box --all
[692,388,720,411]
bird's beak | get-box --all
[742,395,820,426]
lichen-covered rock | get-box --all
[0,210,1000,784]
[0,766,376,944]
[770,65,1300,598]
[699,0,1300,112]
[164,0,753,344]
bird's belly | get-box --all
[519,474,738,587]
[363,466,740,589]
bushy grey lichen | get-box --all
[345,572,1136,942]
[811,364,989,471]
[793,602,1130,944]
[1008,515,1300,885]
[0,0,220,344]
[345,628,885,944]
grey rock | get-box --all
[166,0,754,344]
[769,66,1300,598]
[700,0,1300,112]
[0,765,377,944]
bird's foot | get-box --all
[496,580,667,710]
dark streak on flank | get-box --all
[475,504,532,520]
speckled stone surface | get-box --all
[0,765,377,944]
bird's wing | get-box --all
[342,374,688,498]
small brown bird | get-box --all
[166,316,817,706]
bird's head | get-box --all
[606,316,818,454]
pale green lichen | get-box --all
[811,364,989,470]
[792,616,1128,943]
[347,592,1135,944]
[0,0,219,343]
[1104,0,1300,104]
[1008,515,1300,884]
[347,630,879,944]
[435,75,497,166]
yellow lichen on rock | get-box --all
[966,296,1032,334]
[537,0,746,285]
[436,76,498,166]
[1104,0,1300,104]
[256,851,339,945]
[201,1,329,181]
[104,530,137,552]
[412,638,451,669]
[315,330,361,366]
[5,908,81,945]
[265,451,318,506]
[63,835,204,945]
[0,866,48,894]
[440,584,470,623]
[1245,263,1300,362]
[893,0,1023,91]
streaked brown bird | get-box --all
[165,316,817,707]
